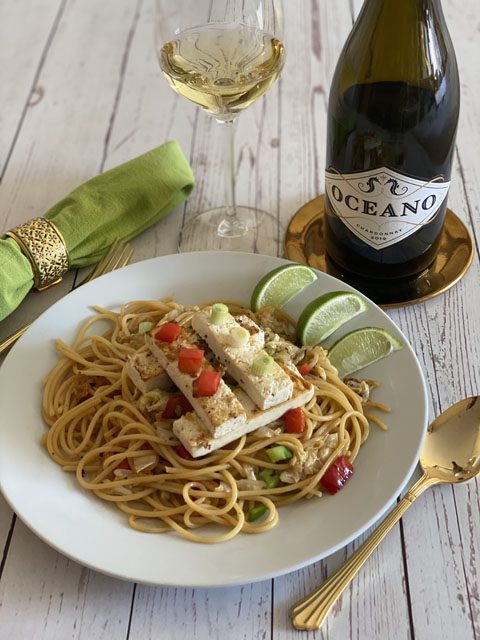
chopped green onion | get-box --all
[266,445,293,463]
[174,404,183,417]
[229,326,249,348]
[210,303,229,325]
[247,504,267,522]
[138,321,154,334]
[259,468,280,488]
[251,352,276,376]
[160,490,171,502]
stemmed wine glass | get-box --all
[155,0,285,251]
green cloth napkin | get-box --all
[0,141,194,322]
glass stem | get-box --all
[217,118,246,237]
[225,119,237,220]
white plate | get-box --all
[0,252,428,587]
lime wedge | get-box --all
[251,264,317,311]
[327,327,403,378]
[296,291,368,346]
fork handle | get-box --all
[0,322,32,355]
[291,473,439,630]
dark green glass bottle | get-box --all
[324,0,460,302]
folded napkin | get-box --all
[0,141,194,322]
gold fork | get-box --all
[0,240,134,355]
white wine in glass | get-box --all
[155,0,285,250]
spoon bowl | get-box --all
[421,396,480,483]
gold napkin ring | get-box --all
[6,218,69,291]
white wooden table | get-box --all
[0,1,479,638]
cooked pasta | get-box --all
[42,299,387,543]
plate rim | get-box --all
[0,251,429,587]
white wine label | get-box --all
[325,167,450,250]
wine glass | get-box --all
[155,0,285,251]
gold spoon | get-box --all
[291,396,480,631]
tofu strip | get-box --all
[191,309,294,409]
[173,369,314,457]
[145,326,246,438]
[126,350,173,393]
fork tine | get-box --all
[109,244,132,272]
[78,239,123,286]
[92,239,123,277]
[120,247,135,268]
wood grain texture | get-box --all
[0,1,479,639]
[0,520,133,640]
[0,0,63,173]
[129,582,272,640]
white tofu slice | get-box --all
[126,350,173,393]
[145,326,247,438]
[145,324,198,367]
[191,309,294,409]
[165,363,246,438]
[173,370,314,457]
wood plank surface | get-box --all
[0,1,478,639]
[0,0,64,173]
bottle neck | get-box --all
[341,0,451,89]
[360,0,444,24]
[362,0,442,10]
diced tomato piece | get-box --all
[162,394,193,419]
[154,322,181,343]
[116,459,130,470]
[320,456,354,495]
[297,363,312,376]
[193,370,221,397]
[283,407,306,433]
[178,347,204,374]
[175,444,194,460]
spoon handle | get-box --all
[291,473,439,630]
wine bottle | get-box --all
[324,0,460,302]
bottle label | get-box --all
[325,167,450,250]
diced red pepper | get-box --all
[283,407,306,434]
[116,459,131,470]
[320,456,354,495]
[154,322,181,343]
[297,363,312,377]
[162,394,193,419]
[175,444,194,460]
[178,347,204,374]
[193,370,221,397]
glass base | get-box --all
[178,206,281,253]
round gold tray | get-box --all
[284,195,473,308]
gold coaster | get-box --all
[284,195,474,308]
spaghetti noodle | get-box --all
[42,299,388,543]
